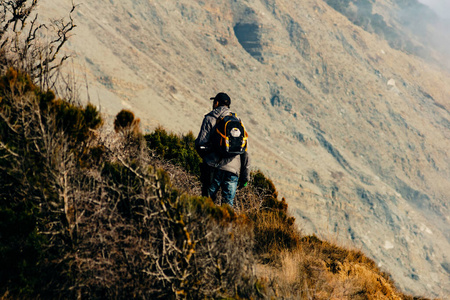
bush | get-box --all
[0,68,103,297]
[231,170,299,262]
[145,127,202,177]
[114,109,141,136]
[251,169,278,199]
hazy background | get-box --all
[419,0,450,19]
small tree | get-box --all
[0,0,77,90]
[114,109,140,135]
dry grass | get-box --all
[253,233,432,299]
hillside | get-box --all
[38,0,450,297]
[1,67,430,298]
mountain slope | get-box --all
[39,0,450,297]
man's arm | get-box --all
[195,115,215,157]
[239,151,250,188]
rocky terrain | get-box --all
[39,0,449,297]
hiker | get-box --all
[195,92,250,207]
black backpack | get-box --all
[212,113,248,158]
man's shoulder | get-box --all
[205,106,231,118]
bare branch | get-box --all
[0,140,19,157]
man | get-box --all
[195,92,250,207]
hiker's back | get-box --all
[211,112,248,158]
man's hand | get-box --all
[238,181,248,190]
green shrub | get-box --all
[145,126,201,177]
[114,109,141,137]
[251,169,278,199]
[246,170,299,260]
[52,99,103,147]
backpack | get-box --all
[212,112,248,158]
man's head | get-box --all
[210,92,231,109]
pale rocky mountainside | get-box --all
[39,0,449,297]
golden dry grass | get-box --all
[253,231,430,299]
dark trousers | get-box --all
[200,162,215,197]
[200,162,238,206]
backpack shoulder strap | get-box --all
[215,111,234,124]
